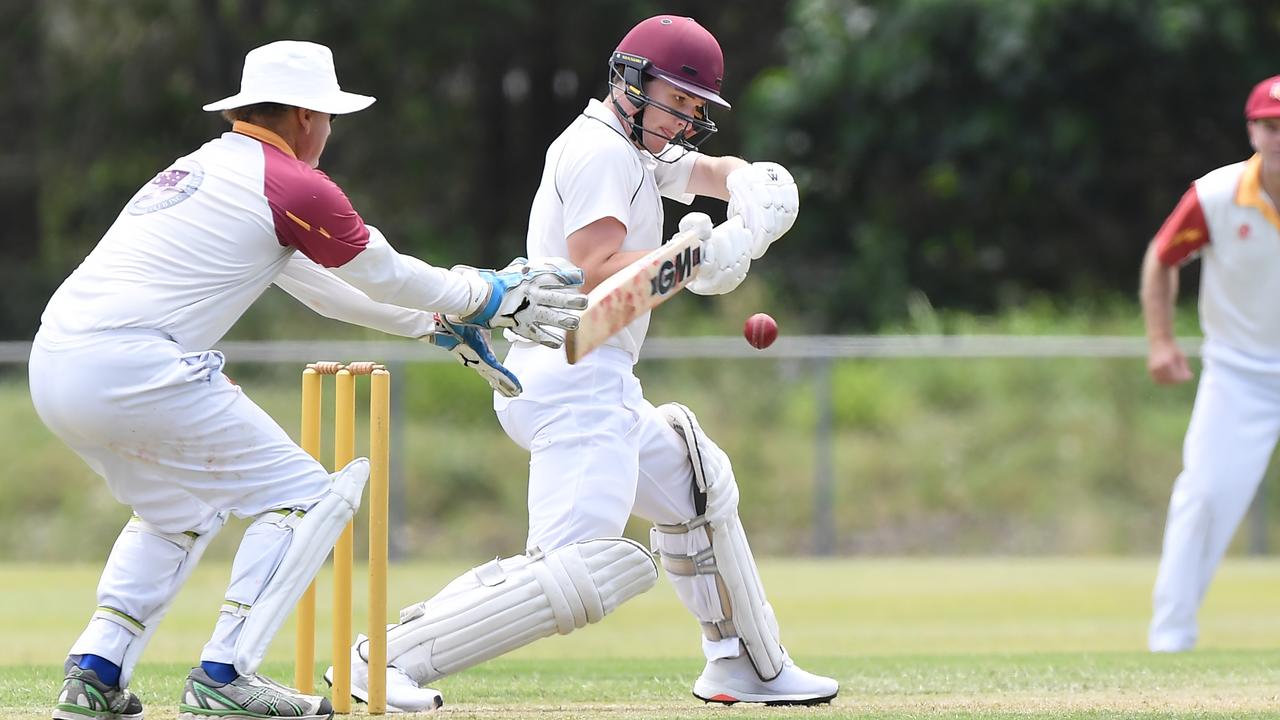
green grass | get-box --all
[5,558,1280,718]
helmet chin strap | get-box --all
[611,94,648,147]
[611,97,691,164]
[610,91,705,164]
[607,63,716,162]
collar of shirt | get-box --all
[583,98,627,137]
[582,99,658,170]
[1235,153,1280,230]
[231,121,297,159]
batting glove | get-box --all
[426,314,522,397]
[685,213,753,296]
[727,161,799,259]
[452,257,587,349]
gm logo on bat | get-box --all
[650,246,701,296]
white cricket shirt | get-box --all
[39,122,476,350]
[523,99,699,361]
[1154,155,1280,365]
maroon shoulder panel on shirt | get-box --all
[262,145,370,268]
[1153,186,1209,266]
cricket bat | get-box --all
[564,218,739,364]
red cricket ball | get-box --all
[743,312,778,350]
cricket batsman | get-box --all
[331,16,839,711]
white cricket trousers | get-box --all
[1150,352,1280,651]
[493,343,765,662]
[30,329,332,669]
[494,343,700,551]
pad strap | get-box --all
[90,606,146,637]
[651,519,735,642]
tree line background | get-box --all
[2,0,1276,340]
[4,0,1280,559]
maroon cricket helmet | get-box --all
[614,15,729,109]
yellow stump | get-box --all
[332,369,355,714]
[293,361,390,715]
[368,368,390,714]
[294,367,321,694]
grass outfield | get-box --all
[4,558,1280,718]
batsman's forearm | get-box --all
[688,154,747,200]
[579,249,653,293]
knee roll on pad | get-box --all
[654,402,786,681]
[381,537,657,685]
[656,402,739,525]
[232,457,369,676]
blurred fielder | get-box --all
[332,15,838,711]
[1142,75,1280,652]
[32,40,583,720]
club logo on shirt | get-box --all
[127,161,205,215]
[1239,224,1251,239]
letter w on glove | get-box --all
[727,161,799,259]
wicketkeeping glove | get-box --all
[726,161,799,259]
[452,257,587,349]
[426,314,522,397]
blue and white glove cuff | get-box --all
[455,268,502,323]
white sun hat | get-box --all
[202,40,375,114]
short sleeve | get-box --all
[556,142,641,236]
[654,147,699,205]
[1152,186,1209,266]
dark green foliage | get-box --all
[9,1,788,339]
[743,0,1280,329]
[10,1,1269,337]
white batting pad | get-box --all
[656,403,739,525]
[649,519,727,633]
[87,515,226,688]
[654,402,786,680]
[382,537,657,685]
[233,458,368,675]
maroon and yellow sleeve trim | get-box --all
[1153,186,1208,267]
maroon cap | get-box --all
[615,15,729,108]
[1245,75,1280,120]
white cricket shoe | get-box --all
[1149,634,1195,653]
[324,635,443,713]
[1148,619,1196,653]
[693,649,838,706]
